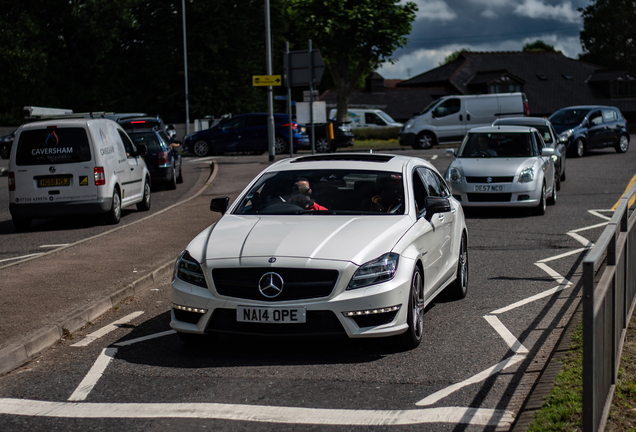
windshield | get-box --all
[129,132,165,151]
[549,108,590,126]
[458,133,536,158]
[234,169,405,215]
[376,111,397,124]
[16,128,91,165]
[419,100,439,115]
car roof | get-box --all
[469,125,537,134]
[494,117,549,126]
[554,105,616,111]
[267,152,432,173]
[18,118,119,131]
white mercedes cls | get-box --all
[171,153,468,349]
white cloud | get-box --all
[513,0,582,23]
[412,0,458,21]
[481,9,498,18]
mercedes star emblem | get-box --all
[258,272,284,298]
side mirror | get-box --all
[135,144,147,157]
[445,148,456,158]
[424,196,451,222]
[210,196,230,214]
[541,147,555,157]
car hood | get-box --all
[204,215,413,266]
[455,157,537,177]
[551,123,581,134]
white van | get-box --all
[8,118,152,230]
[328,109,403,129]
[399,93,529,149]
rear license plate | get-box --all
[38,177,70,187]
[474,184,504,192]
[237,306,306,323]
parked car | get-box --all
[444,126,557,215]
[400,93,529,149]
[310,120,355,153]
[548,105,630,157]
[492,117,566,189]
[8,118,151,230]
[171,153,468,349]
[328,109,403,129]
[0,130,16,159]
[183,113,309,157]
[127,127,183,190]
[117,115,180,144]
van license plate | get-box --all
[39,177,70,187]
[237,306,306,323]
[474,185,504,192]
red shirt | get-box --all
[307,202,328,211]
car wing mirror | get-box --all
[424,196,451,222]
[210,196,230,214]
[444,148,456,158]
[541,147,555,157]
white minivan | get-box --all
[328,108,403,129]
[399,93,529,149]
[8,118,152,230]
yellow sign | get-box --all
[253,75,282,86]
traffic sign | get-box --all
[283,50,325,87]
[252,75,282,86]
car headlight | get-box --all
[558,129,573,141]
[518,167,535,183]
[404,119,415,130]
[347,253,399,290]
[447,167,462,182]
[174,250,208,288]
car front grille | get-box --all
[212,268,339,301]
[466,193,512,202]
[206,308,346,336]
[466,176,514,183]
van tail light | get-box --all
[158,151,169,165]
[525,101,530,117]
[8,171,15,191]
[94,167,106,186]
[281,123,298,130]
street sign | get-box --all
[283,50,325,87]
[274,95,287,100]
[252,75,282,86]
[303,90,319,102]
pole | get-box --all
[286,42,293,158]
[182,0,190,136]
[265,0,275,162]
[309,40,315,155]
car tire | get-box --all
[445,234,468,300]
[560,170,566,182]
[573,138,585,158]
[532,183,546,216]
[274,136,289,154]
[136,180,151,211]
[12,217,31,231]
[412,131,435,150]
[176,163,183,184]
[105,189,122,224]
[547,174,557,205]
[397,265,424,349]
[166,165,177,190]
[555,167,561,191]
[616,135,629,153]
[193,139,211,157]
[316,137,330,153]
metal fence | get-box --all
[583,181,636,432]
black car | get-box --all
[118,115,179,144]
[492,117,566,189]
[127,127,183,190]
[310,120,355,153]
[549,106,630,157]
[0,130,15,159]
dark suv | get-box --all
[183,113,309,157]
[548,106,630,157]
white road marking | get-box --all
[71,312,145,347]
[0,398,514,427]
[490,285,569,315]
[68,348,118,401]
[569,221,608,233]
[415,355,526,406]
[114,330,176,347]
[431,155,438,160]
[534,262,567,285]
[0,253,44,264]
[567,231,594,247]
[39,244,71,248]
[483,316,528,354]
[588,209,613,221]
[536,247,587,263]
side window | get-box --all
[434,98,461,117]
[432,172,451,197]
[534,132,545,150]
[118,130,136,157]
[158,131,170,147]
[589,111,603,126]
[222,117,246,130]
[602,109,615,122]
[250,115,268,127]
[412,171,428,214]
[417,167,447,198]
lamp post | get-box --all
[182,0,190,136]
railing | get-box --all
[583,181,636,432]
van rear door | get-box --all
[464,96,499,129]
[12,126,98,205]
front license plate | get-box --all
[237,306,307,323]
[474,184,504,192]
[38,177,70,187]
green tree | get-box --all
[523,40,556,52]
[579,0,636,70]
[439,48,471,66]
[288,0,417,122]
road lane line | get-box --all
[415,355,525,407]
[569,221,609,233]
[536,247,587,263]
[0,398,514,426]
[114,330,176,346]
[71,312,145,347]
[588,210,613,221]
[534,262,567,285]
[611,173,636,210]
[68,348,117,401]
[483,315,528,354]
[0,253,44,263]
[39,244,71,248]
[490,285,569,315]
[567,231,594,247]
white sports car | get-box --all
[171,153,468,349]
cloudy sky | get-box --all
[377,0,588,79]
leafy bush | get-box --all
[352,127,401,141]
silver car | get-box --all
[445,126,557,215]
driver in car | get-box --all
[471,135,498,156]
[290,178,328,211]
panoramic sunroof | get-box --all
[291,154,394,163]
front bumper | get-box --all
[448,180,543,207]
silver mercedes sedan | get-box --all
[171,153,468,349]
[444,126,557,215]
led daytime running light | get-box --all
[172,303,207,314]
[343,305,401,317]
